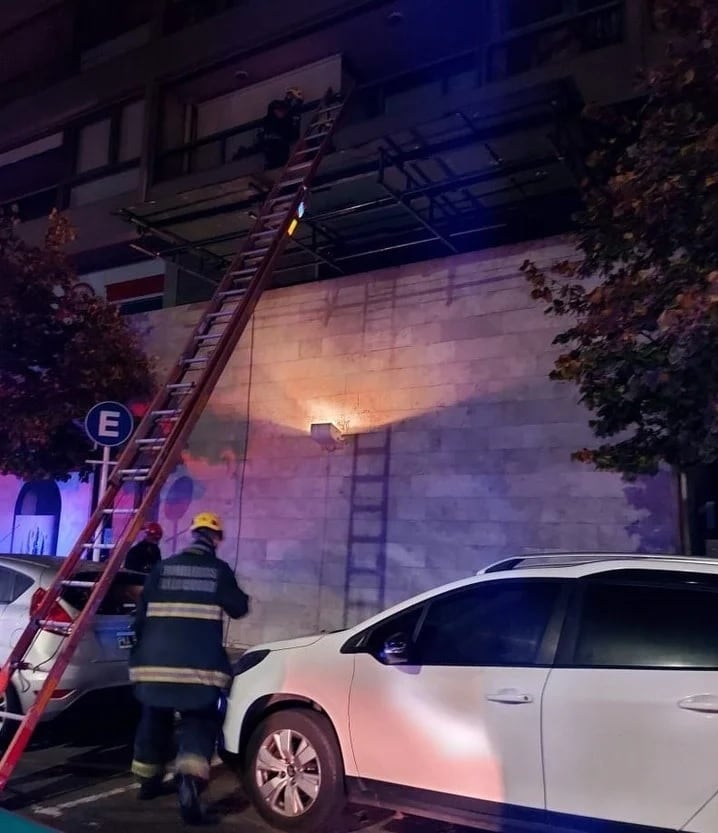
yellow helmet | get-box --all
[190,512,223,539]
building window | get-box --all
[77,118,113,173]
[489,1,625,81]
[11,480,62,557]
[75,100,145,174]
[507,0,564,30]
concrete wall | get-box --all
[127,236,679,647]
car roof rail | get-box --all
[479,552,718,575]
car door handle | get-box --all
[678,695,718,713]
[485,689,533,705]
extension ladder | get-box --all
[0,91,349,791]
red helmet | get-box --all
[143,522,163,542]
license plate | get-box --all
[117,631,135,650]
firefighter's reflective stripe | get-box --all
[147,602,222,621]
[177,753,210,780]
[130,666,231,688]
[158,561,219,593]
[132,759,164,779]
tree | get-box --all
[0,210,154,481]
[523,0,718,477]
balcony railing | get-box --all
[488,1,625,82]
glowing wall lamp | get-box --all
[310,422,344,452]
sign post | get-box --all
[84,402,134,563]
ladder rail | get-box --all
[0,92,350,791]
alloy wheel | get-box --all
[254,728,321,817]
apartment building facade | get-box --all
[0,0,687,640]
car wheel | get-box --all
[0,682,21,749]
[243,708,345,833]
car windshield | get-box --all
[60,570,145,615]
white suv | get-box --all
[222,554,718,833]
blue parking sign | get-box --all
[84,401,134,448]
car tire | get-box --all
[243,708,345,833]
[0,681,21,750]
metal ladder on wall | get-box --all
[343,428,392,627]
[0,92,349,791]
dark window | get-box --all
[363,605,425,657]
[415,580,562,667]
[0,567,34,604]
[574,573,718,669]
[507,0,564,29]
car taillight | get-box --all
[30,588,75,636]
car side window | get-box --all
[414,580,562,667]
[0,567,33,604]
[363,605,425,657]
[573,572,718,669]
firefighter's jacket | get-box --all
[129,537,249,710]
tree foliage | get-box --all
[523,0,718,477]
[0,211,154,481]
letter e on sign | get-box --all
[85,401,134,448]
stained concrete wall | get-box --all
[127,236,679,648]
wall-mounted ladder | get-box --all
[343,427,392,627]
[0,91,349,792]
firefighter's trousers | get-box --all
[131,703,219,783]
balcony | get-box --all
[488,1,626,82]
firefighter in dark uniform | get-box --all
[259,87,303,169]
[125,522,163,573]
[129,512,249,824]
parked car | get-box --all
[0,555,145,747]
[222,553,718,833]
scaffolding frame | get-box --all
[117,82,587,291]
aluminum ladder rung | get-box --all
[167,382,195,391]
[262,208,293,219]
[293,148,319,159]
[219,289,248,299]
[195,332,223,343]
[0,712,25,723]
[103,507,138,514]
[118,468,150,476]
[182,356,210,365]
[207,311,234,320]
[37,620,72,631]
[61,580,96,588]
[287,161,312,173]
[275,177,304,190]
[81,543,113,550]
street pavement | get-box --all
[0,689,466,833]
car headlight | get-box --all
[233,649,270,676]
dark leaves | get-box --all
[0,212,154,481]
[522,0,718,476]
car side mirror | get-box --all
[382,632,410,665]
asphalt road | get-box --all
[0,689,465,833]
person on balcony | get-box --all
[258,87,304,170]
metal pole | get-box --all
[92,445,111,563]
